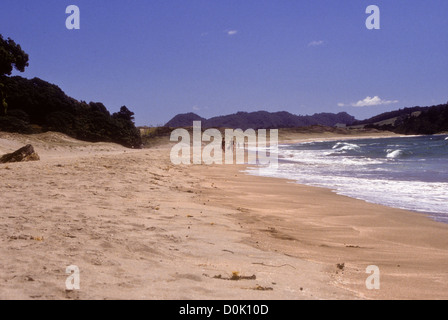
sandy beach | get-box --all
[1,130,447,300]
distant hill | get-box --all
[165,112,206,127]
[0,76,142,148]
[351,103,448,135]
[352,106,428,126]
[165,111,356,129]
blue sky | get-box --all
[1,0,447,126]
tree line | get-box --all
[364,103,448,135]
[0,34,141,148]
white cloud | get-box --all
[226,30,238,36]
[192,106,201,111]
[353,96,398,107]
[308,40,324,47]
[338,96,399,108]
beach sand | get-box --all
[1,130,447,300]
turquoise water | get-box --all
[247,135,448,223]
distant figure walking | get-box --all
[221,137,236,152]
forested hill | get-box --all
[353,106,429,126]
[165,111,356,129]
[353,103,448,135]
[0,76,142,148]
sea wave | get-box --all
[248,135,448,223]
[332,142,361,152]
[278,148,382,166]
[386,149,403,159]
[246,166,448,223]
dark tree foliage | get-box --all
[352,106,427,126]
[1,83,7,116]
[113,106,135,122]
[394,104,448,135]
[366,104,448,135]
[0,34,29,76]
[0,76,142,148]
[0,35,141,148]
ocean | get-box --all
[246,135,448,223]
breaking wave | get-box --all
[247,135,448,223]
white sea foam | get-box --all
[332,142,360,152]
[246,165,448,222]
[386,149,403,159]
[247,137,448,223]
[278,147,382,166]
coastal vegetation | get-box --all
[0,34,141,148]
[356,103,448,135]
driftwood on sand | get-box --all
[0,144,40,163]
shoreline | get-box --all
[188,131,448,299]
[268,133,448,224]
[191,162,448,299]
[245,166,447,225]
[1,131,448,299]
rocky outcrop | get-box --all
[0,144,40,163]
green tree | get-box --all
[0,34,29,76]
[1,34,29,115]
[0,83,6,115]
[113,106,135,122]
